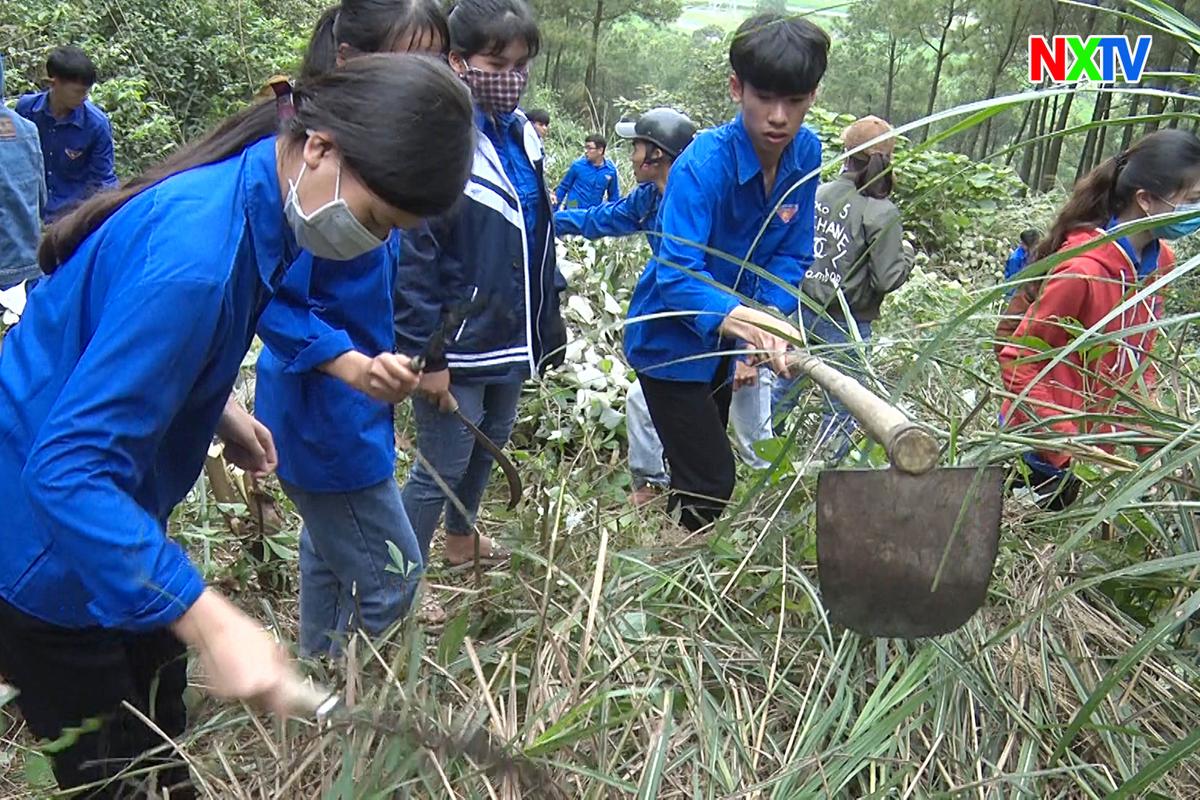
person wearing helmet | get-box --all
[555,108,774,507]
[555,107,695,243]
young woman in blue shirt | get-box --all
[0,55,473,796]
[395,0,565,579]
[255,0,451,658]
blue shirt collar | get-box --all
[731,114,762,186]
[1106,216,1160,278]
[731,113,799,187]
[243,136,296,290]
[29,90,87,128]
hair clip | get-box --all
[269,77,296,123]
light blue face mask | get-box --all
[1155,199,1200,240]
[285,160,385,261]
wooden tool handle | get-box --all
[789,352,938,475]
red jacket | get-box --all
[998,228,1174,468]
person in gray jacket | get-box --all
[0,53,47,318]
[773,115,913,459]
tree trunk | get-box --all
[1033,93,1058,192]
[1018,96,1042,186]
[1168,48,1199,129]
[921,0,957,138]
[542,43,553,85]
[971,72,1001,158]
[976,0,1029,159]
[1093,91,1114,171]
[1007,96,1037,169]
[884,35,897,121]
[1076,89,1110,182]
[1143,0,1186,134]
[1119,93,1141,152]
[552,46,564,90]
[1041,87,1077,190]
[584,0,604,101]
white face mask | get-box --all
[285,161,384,261]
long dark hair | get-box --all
[41,55,473,273]
[844,152,893,200]
[1037,128,1200,260]
[448,0,540,58]
[300,0,450,78]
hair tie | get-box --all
[1114,150,1129,169]
[269,78,296,123]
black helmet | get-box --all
[614,107,698,159]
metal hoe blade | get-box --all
[816,465,1004,639]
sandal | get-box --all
[415,581,448,628]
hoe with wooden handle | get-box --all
[787,351,1004,639]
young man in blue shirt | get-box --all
[554,133,620,210]
[623,12,829,531]
[16,46,118,221]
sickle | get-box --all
[407,296,523,510]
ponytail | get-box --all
[301,0,450,79]
[1038,128,1200,260]
[845,152,893,200]
[1035,155,1119,260]
[41,101,279,273]
[41,54,475,274]
[300,7,343,79]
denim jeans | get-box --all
[281,477,423,658]
[627,368,775,489]
[773,309,873,461]
[402,380,523,562]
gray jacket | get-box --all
[801,175,911,322]
[0,54,46,287]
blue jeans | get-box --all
[281,478,423,658]
[773,309,872,460]
[627,368,775,489]
[402,380,523,563]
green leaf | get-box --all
[436,611,470,667]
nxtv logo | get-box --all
[1029,35,1152,83]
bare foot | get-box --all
[630,485,664,508]
[444,532,509,568]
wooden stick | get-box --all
[789,352,939,475]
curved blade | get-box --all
[453,408,522,510]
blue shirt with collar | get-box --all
[554,181,661,251]
[556,156,620,210]
[0,55,47,287]
[255,234,402,493]
[624,114,820,382]
[0,136,295,631]
[1107,216,1161,278]
[480,108,544,265]
[16,89,118,221]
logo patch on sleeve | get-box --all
[776,204,799,224]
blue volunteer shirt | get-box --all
[555,181,661,251]
[625,114,820,382]
[0,136,294,631]
[256,235,402,493]
[481,108,543,265]
[15,89,118,221]
[556,156,620,210]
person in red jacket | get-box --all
[997,129,1200,509]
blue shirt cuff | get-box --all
[692,292,741,340]
[285,329,356,374]
[114,541,206,631]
